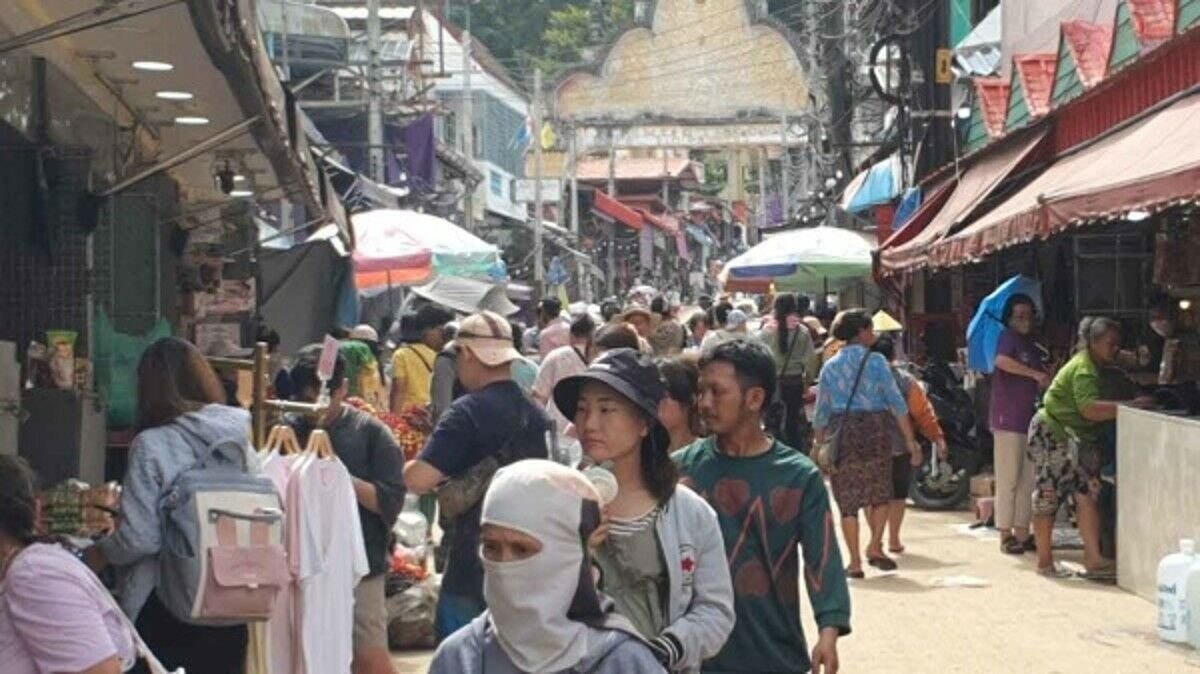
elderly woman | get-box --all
[813,309,921,578]
[429,460,665,673]
[1028,317,1152,580]
[0,456,138,674]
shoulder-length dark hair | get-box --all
[774,293,798,353]
[659,357,703,438]
[641,423,680,505]
[137,337,225,430]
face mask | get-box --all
[482,552,589,672]
[479,461,601,673]
[1151,320,1173,338]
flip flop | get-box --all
[1079,563,1117,584]
[1001,536,1025,555]
[867,555,898,571]
[845,567,865,579]
[1036,563,1075,579]
[888,544,906,554]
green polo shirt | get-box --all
[1041,350,1103,443]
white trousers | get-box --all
[993,430,1035,531]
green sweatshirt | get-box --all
[673,437,851,673]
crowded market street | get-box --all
[392,506,1200,673]
[4,1,1200,673]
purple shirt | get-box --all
[0,543,136,674]
[989,329,1041,433]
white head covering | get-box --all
[480,460,604,672]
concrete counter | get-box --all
[1117,407,1200,600]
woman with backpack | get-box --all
[88,337,259,673]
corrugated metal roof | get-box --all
[576,157,699,182]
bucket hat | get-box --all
[553,348,670,452]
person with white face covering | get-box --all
[429,460,666,674]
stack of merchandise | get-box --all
[81,483,122,535]
[41,480,87,536]
[345,397,432,460]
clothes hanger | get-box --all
[275,426,302,456]
[259,424,282,455]
[305,429,335,460]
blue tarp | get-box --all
[847,155,902,213]
[892,186,923,229]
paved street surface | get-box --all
[393,508,1200,673]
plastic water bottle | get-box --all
[1157,538,1196,643]
[1187,557,1200,649]
[393,493,430,548]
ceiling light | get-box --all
[1180,299,1193,311]
[156,90,194,101]
[132,60,173,72]
[229,190,254,198]
[956,104,973,120]
[234,174,247,183]
[174,116,210,126]
[1127,209,1150,222]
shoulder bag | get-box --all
[814,349,870,472]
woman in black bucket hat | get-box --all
[554,348,734,672]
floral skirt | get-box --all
[830,410,898,515]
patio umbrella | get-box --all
[721,226,874,292]
[966,274,1043,374]
[411,275,519,316]
[352,209,502,291]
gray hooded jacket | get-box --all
[96,404,259,618]
[429,612,667,674]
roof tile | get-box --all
[1061,20,1114,88]
[1014,54,1058,117]
[974,78,1011,138]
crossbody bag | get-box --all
[814,349,870,471]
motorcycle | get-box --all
[907,359,992,510]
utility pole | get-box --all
[366,0,384,182]
[757,147,768,240]
[606,130,617,296]
[821,0,853,177]
[532,67,545,298]
[780,114,790,224]
[568,126,587,301]
[462,25,475,230]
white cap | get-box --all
[1182,538,1195,554]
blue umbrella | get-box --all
[967,275,1043,373]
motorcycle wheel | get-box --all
[909,443,976,510]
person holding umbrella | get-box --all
[990,294,1049,555]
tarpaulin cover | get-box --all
[352,209,500,290]
[880,128,1047,273]
[260,239,357,356]
[411,275,519,316]
[846,154,903,213]
[932,92,1200,267]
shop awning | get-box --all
[931,91,1200,267]
[876,180,956,253]
[637,209,681,235]
[879,128,1048,273]
[592,190,645,230]
[843,154,903,214]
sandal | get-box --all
[1001,536,1025,555]
[1022,537,1037,553]
[888,544,906,554]
[1079,562,1117,584]
[1036,563,1075,579]
[867,555,898,571]
[846,566,865,579]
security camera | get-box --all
[215,161,236,195]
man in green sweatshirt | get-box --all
[674,338,851,673]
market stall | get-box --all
[719,225,876,302]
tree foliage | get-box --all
[448,0,635,86]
